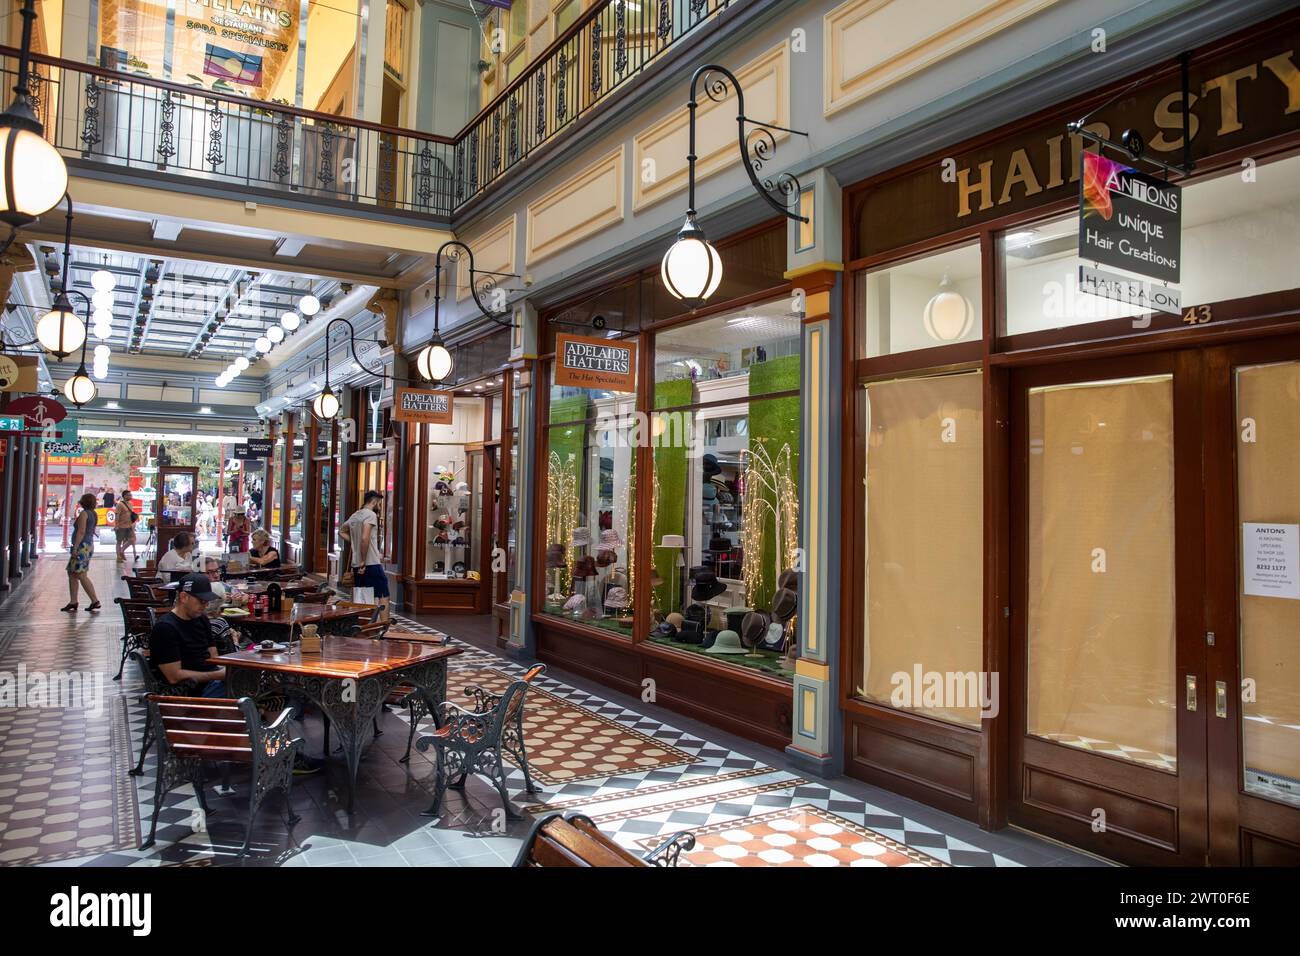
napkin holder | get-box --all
[298,623,321,654]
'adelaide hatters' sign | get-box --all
[852,19,1300,258]
[394,387,454,425]
[554,334,637,392]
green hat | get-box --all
[704,629,746,655]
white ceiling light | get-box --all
[93,344,111,359]
[266,325,284,343]
[922,274,976,342]
[298,294,320,317]
[234,356,250,371]
[90,269,115,293]
[215,376,228,388]
[661,215,723,307]
[91,289,114,311]
[93,323,113,341]
[254,336,272,353]
[90,364,108,382]
[92,307,113,324]
[65,366,97,405]
[280,310,301,331]
[35,298,86,357]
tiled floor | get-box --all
[0,554,1105,867]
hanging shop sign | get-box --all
[553,334,637,392]
[45,454,105,467]
[232,438,275,459]
[0,354,38,393]
[46,441,84,457]
[394,387,454,425]
[5,395,67,431]
[1078,152,1181,283]
[1078,266,1182,316]
[851,24,1300,258]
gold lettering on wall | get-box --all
[1202,65,1259,135]
[1149,92,1200,152]
[1261,52,1300,114]
[998,147,1043,205]
[957,160,994,217]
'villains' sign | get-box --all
[554,334,637,392]
[394,388,454,425]
[1079,151,1182,283]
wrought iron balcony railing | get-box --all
[4,47,458,219]
[2,1,736,221]
[455,0,735,209]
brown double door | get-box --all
[1009,337,1300,865]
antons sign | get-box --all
[394,388,454,425]
[554,334,637,392]
[1079,152,1181,283]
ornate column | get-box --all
[784,168,844,777]
[504,298,540,658]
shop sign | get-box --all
[47,472,86,485]
[1078,152,1181,283]
[394,388,454,424]
[554,334,637,392]
[6,395,67,429]
[1243,523,1300,600]
[1078,266,1182,316]
[232,438,274,459]
[46,440,84,457]
[852,24,1300,258]
[45,454,105,467]
[0,354,38,393]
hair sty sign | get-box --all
[554,334,637,392]
[394,387,454,424]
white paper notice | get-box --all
[1242,523,1300,599]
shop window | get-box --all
[1003,154,1300,337]
[289,439,305,545]
[649,302,801,681]
[384,0,409,81]
[269,437,284,534]
[860,242,981,357]
[541,378,637,635]
[554,0,580,36]
[424,398,487,580]
[858,372,983,726]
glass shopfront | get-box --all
[842,14,1300,865]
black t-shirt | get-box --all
[149,611,219,677]
[251,546,280,569]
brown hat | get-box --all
[772,586,797,621]
[595,548,617,567]
[741,609,772,647]
[777,569,799,592]
[572,555,598,578]
[546,543,566,568]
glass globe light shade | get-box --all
[90,269,115,293]
[92,307,113,324]
[234,356,250,371]
[93,323,113,341]
[91,289,114,311]
[922,276,975,342]
[0,123,69,227]
[298,294,321,316]
[215,375,229,388]
[266,325,284,343]
[280,311,301,331]
[313,387,340,420]
[254,336,272,353]
[416,338,453,383]
[64,367,97,406]
[94,344,111,359]
[92,363,108,381]
[660,217,723,306]
[35,298,86,357]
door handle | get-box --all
[1186,675,1197,712]
[1215,681,1228,719]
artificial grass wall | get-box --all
[747,354,801,612]
[545,395,589,597]
[652,379,693,612]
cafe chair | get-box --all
[148,585,175,603]
[514,811,696,868]
[122,575,163,601]
[295,590,331,605]
[139,694,302,859]
[114,597,164,681]
[415,664,546,819]
[127,650,198,777]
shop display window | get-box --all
[541,381,638,636]
[648,302,801,681]
[858,371,984,727]
[269,437,283,534]
[860,241,981,356]
[423,397,486,580]
[289,440,304,545]
[1002,154,1300,337]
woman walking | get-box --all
[63,493,102,612]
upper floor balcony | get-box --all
[0,0,739,225]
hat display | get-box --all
[572,556,598,578]
[777,569,799,592]
[702,453,720,477]
[433,561,445,573]
[677,620,704,644]
[595,549,617,567]
[650,569,664,587]
[659,534,686,550]
[571,526,591,547]
[761,621,786,651]
[546,543,566,568]
[603,586,628,609]
[691,570,726,601]
[741,610,772,647]
[454,481,469,495]
[563,594,586,613]
[599,528,623,549]
[684,603,708,625]
[434,480,451,496]
[772,586,797,621]
[599,510,613,530]
[702,483,717,501]
[709,535,732,553]
[452,561,467,577]
[704,629,746,655]
[650,621,678,639]
[665,612,685,629]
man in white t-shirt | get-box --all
[340,490,388,616]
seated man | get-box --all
[148,573,227,697]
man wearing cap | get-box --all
[148,573,227,697]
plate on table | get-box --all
[222,607,250,618]
[255,642,288,653]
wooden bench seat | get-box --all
[514,811,695,867]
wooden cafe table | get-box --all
[228,604,370,643]
[215,636,464,812]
